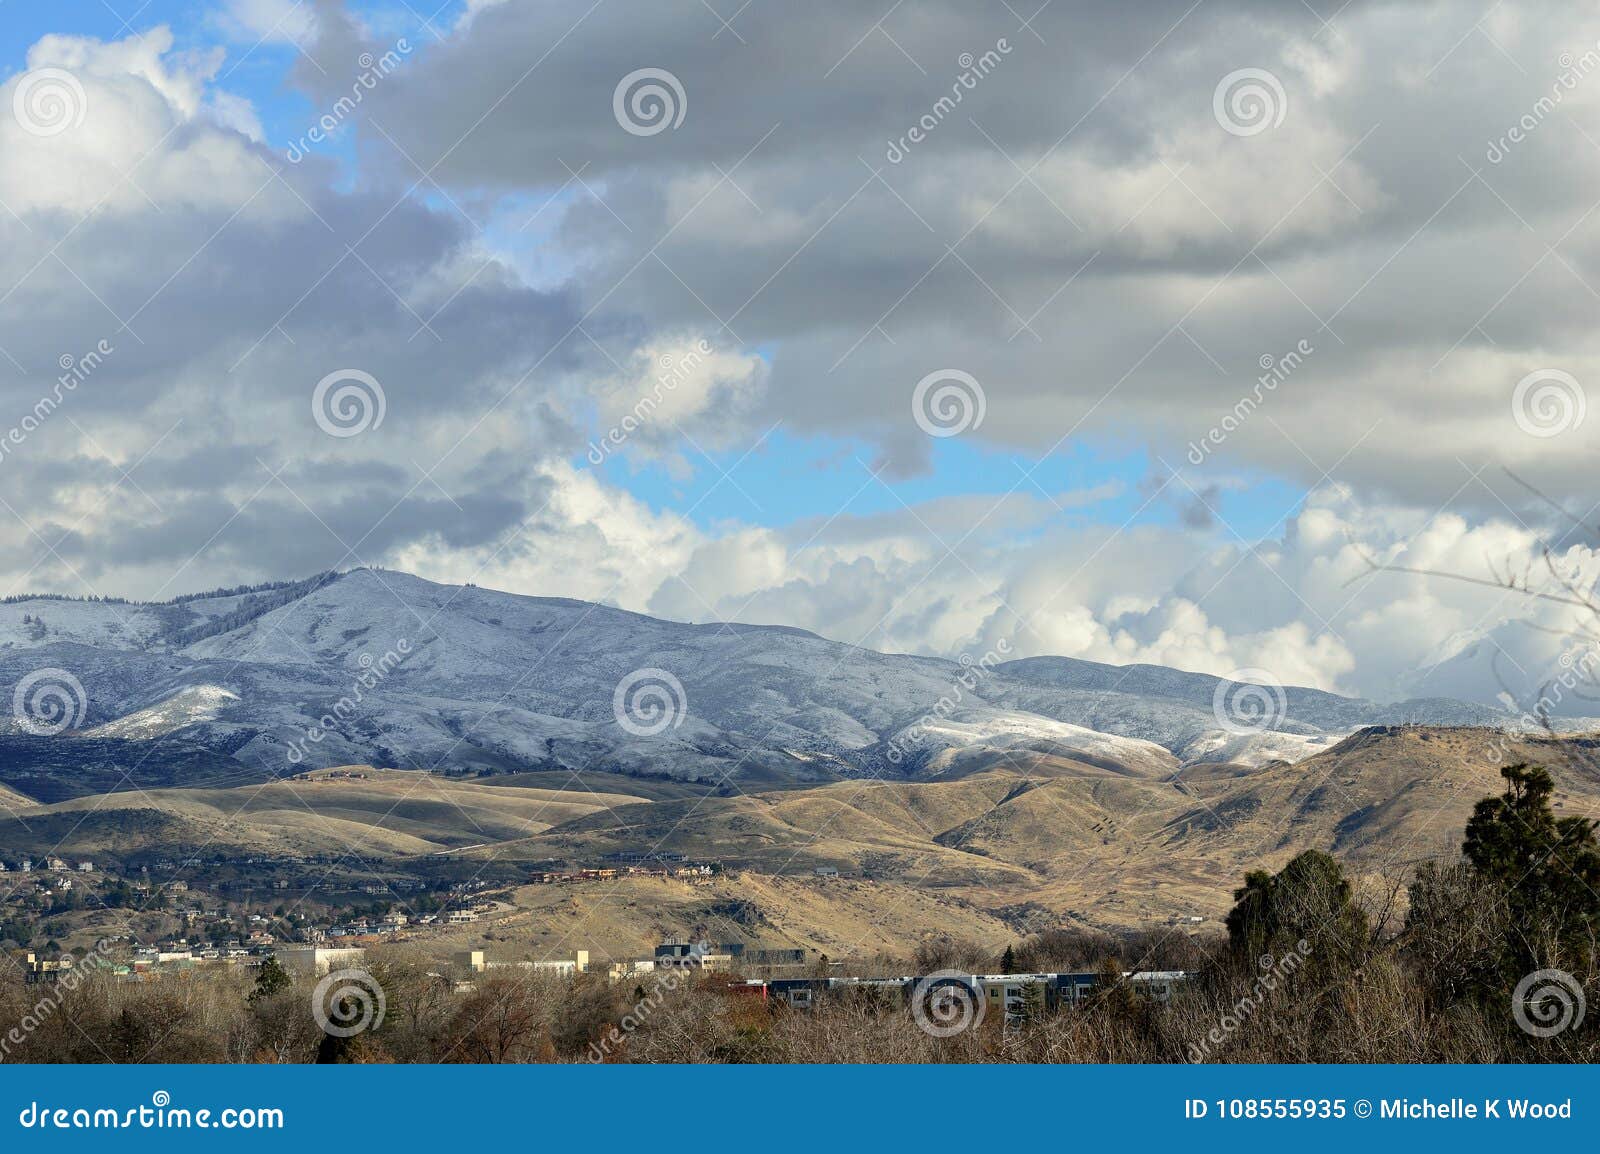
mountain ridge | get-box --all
[0,567,1535,786]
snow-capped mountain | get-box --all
[0,568,1522,783]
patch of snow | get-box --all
[83,685,240,740]
[886,708,1178,776]
[1176,728,1341,769]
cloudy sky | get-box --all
[3,0,1600,709]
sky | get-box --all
[3,0,1600,711]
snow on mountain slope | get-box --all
[82,685,239,740]
[1173,728,1342,769]
[884,708,1179,777]
[995,656,1509,730]
[0,575,336,654]
[0,599,173,650]
[0,568,1523,782]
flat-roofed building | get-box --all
[274,945,366,977]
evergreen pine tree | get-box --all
[1462,763,1600,973]
[249,955,292,1004]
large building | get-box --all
[525,949,589,976]
[274,946,366,977]
[654,941,735,972]
[456,949,593,976]
[741,970,1190,1019]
